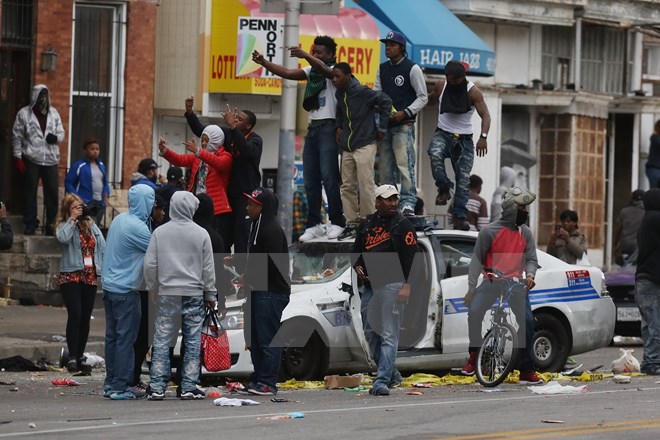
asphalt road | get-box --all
[1,342,659,440]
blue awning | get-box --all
[355,0,496,76]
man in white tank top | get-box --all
[427,61,491,231]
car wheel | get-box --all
[533,313,571,372]
[280,330,328,381]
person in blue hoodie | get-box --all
[64,138,111,225]
[101,184,154,400]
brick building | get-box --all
[0,0,159,222]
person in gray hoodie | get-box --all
[143,191,217,400]
[332,62,392,239]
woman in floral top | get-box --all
[55,194,106,373]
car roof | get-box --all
[294,228,478,245]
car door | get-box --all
[345,269,376,369]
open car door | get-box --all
[345,269,376,369]
[439,274,471,354]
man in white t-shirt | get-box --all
[252,36,346,241]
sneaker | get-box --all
[103,388,112,398]
[369,386,390,396]
[66,358,78,373]
[247,384,276,396]
[461,352,478,376]
[147,388,165,401]
[519,370,544,385]
[133,381,148,393]
[110,389,144,400]
[180,388,206,400]
[453,219,471,231]
[326,224,345,239]
[337,224,358,241]
[401,206,415,217]
[435,185,452,206]
[299,224,326,242]
[77,357,92,373]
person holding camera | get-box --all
[546,209,588,265]
[12,85,65,236]
[55,194,106,373]
[0,202,13,250]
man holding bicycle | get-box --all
[461,187,543,384]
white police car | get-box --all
[191,225,615,379]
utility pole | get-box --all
[275,0,300,243]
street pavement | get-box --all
[1,305,659,439]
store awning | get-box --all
[355,0,496,76]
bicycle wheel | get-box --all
[476,322,519,387]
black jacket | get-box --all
[193,194,228,300]
[186,112,262,198]
[636,188,660,285]
[0,219,13,250]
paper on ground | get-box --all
[527,380,587,394]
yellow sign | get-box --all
[209,0,379,94]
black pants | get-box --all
[60,282,97,360]
[24,159,59,231]
[214,212,233,253]
[132,291,149,386]
[228,195,250,253]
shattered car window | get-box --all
[290,241,355,284]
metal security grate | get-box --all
[1,0,34,49]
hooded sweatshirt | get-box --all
[143,191,217,300]
[617,198,645,255]
[335,77,392,152]
[636,188,660,285]
[468,197,538,291]
[242,189,291,295]
[130,172,159,190]
[101,185,155,294]
[12,84,65,166]
[490,167,517,222]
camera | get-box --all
[554,224,561,232]
[80,204,95,219]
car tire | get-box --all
[533,313,571,372]
[280,330,328,381]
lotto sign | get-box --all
[235,17,284,78]
[566,270,591,288]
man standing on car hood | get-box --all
[635,188,660,375]
[462,187,543,384]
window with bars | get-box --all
[580,24,629,95]
[541,25,573,89]
[1,0,33,49]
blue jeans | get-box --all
[635,279,660,372]
[467,280,535,371]
[149,296,205,393]
[361,283,404,390]
[427,129,475,220]
[303,121,345,228]
[646,165,660,189]
[103,290,141,393]
[380,124,417,209]
[244,291,289,390]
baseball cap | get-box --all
[375,184,400,200]
[167,167,183,181]
[502,187,536,206]
[380,30,406,46]
[138,158,159,174]
[244,187,266,206]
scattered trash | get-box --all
[612,335,642,346]
[51,335,66,342]
[0,380,16,386]
[46,365,66,373]
[225,382,245,393]
[213,397,260,407]
[0,421,11,425]
[271,397,290,403]
[403,373,475,387]
[51,378,81,387]
[288,412,305,418]
[28,423,36,429]
[10,387,18,392]
[611,348,641,373]
[343,385,368,392]
[266,412,305,420]
[575,372,605,382]
[561,364,583,376]
[406,391,424,395]
[324,374,363,389]
[565,356,577,365]
[412,383,432,388]
[278,379,325,389]
[82,353,105,368]
[206,387,221,398]
[527,381,588,395]
[613,375,631,384]
[542,420,565,424]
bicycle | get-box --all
[475,269,526,387]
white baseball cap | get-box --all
[375,184,399,200]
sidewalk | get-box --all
[0,304,105,364]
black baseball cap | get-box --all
[138,158,159,174]
[167,167,183,181]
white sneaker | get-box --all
[326,224,345,239]
[299,224,326,242]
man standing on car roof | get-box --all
[461,187,543,384]
[353,184,418,396]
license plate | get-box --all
[617,307,641,322]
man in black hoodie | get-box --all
[635,188,660,375]
[226,187,290,396]
[185,96,262,253]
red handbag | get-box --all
[201,309,231,372]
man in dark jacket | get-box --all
[332,62,392,239]
[614,189,645,266]
[461,187,543,385]
[226,187,290,396]
[353,184,418,396]
[185,97,262,253]
[0,202,13,250]
[635,188,660,375]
